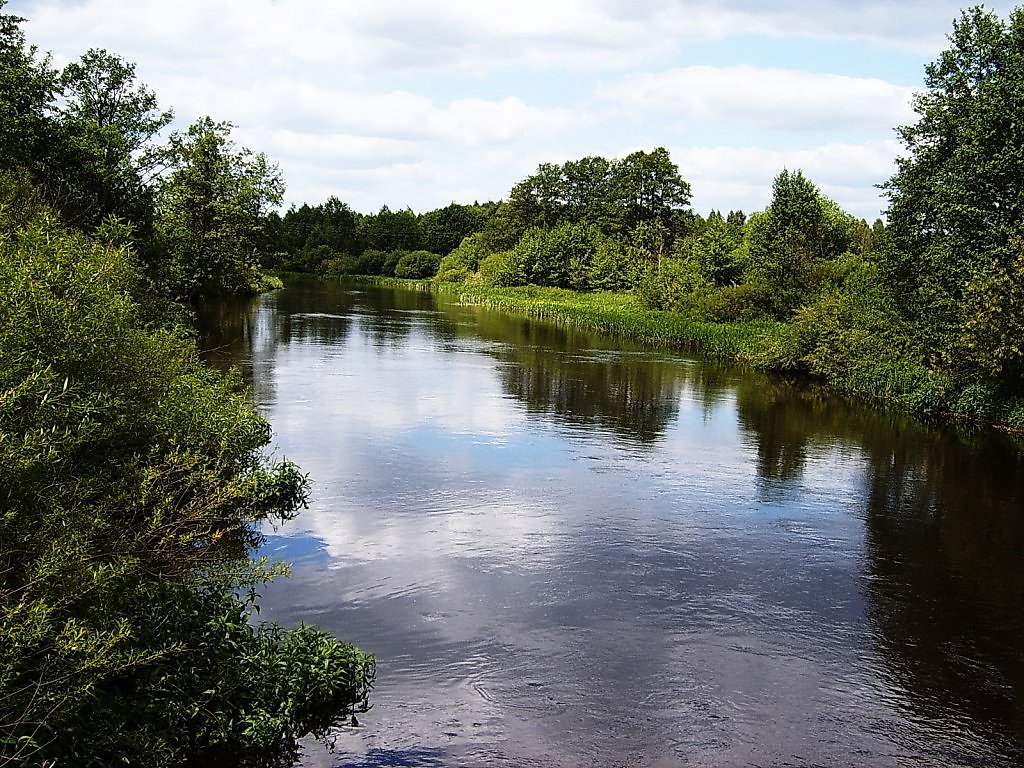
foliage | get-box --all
[273,197,361,271]
[674,211,745,287]
[451,283,781,361]
[434,232,491,283]
[0,187,373,766]
[633,256,712,313]
[155,117,284,301]
[357,205,421,253]
[56,48,173,231]
[0,2,59,188]
[477,247,527,287]
[503,147,691,240]
[419,202,488,255]
[689,282,774,323]
[616,147,692,232]
[744,169,856,316]
[882,5,1024,391]
[472,222,628,291]
[394,249,441,279]
[957,234,1024,391]
[0,9,172,236]
[586,234,632,291]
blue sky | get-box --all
[14,0,1020,220]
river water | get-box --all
[198,278,1024,768]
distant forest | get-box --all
[272,8,1024,425]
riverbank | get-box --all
[341,275,1024,435]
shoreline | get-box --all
[329,274,1024,442]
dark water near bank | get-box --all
[198,278,1024,768]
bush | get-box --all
[587,236,632,291]
[0,191,373,766]
[691,282,773,322]
[632,257,712,312]
[477,248,527,287]
[394,249,441,279]
[353,248,389,275]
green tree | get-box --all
[560,155,621,231]
[419,202,487,255]
[0,3,60,191]
[56,48,172,230]
[0,178,373,766]
[358,205,421,252]
[506,161,565,232]
[614,147,692,233]
[394,249,442,278]
[308,195,359,254]
[676,210,744,287]
[882,5,1024,386]
[745,169,855,316]
[434,231,492,283]
[155,117,284,300]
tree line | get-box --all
[1,3,373,766]
[3,2,1023,761]
[283,5,1024,424]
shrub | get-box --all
[477,248,528,287]
[394,249,442,279]
[0,191,373,766]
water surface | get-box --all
[198,278,1024,768]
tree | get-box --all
[882,5,1024,384]
[506,161,565,232]
[56,48,172,230]
[419,202,487,255]
[677,211,744,287]
[502,149,691,240]
[0,177,373,765]
[358,205,421,252]
[745,169,855,316]
[155,117,284,300]
[614,147,692,232]
[0,3,59,187]
[560,155,621,231]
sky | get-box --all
[12,0,1020,220]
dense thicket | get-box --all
[1,4,373,765]
[882,5,1024,395]
[0,1,282,302]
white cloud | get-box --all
[674,141,900,218]
[20,0,974,219]
[599,66,917,132]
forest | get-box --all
[268,6,1024,429]
[2,1,1024,766]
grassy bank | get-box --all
[341,276,1024,433]
[348,275,781,357]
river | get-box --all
[198,277,1024,768]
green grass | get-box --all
[328,276,1024,435]
[451,283,784,361]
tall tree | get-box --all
[615,147,692,232]
[57,48,172,229]
[0,2,59,181]
[420,202,487,255]
[506,161,565,232]
[155,117,284,300]
[882,5,1024,386]
[745,169,855,316]
[358,205,421,252]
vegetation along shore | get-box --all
[3,1,1024,767]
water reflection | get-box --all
[862,427,1024,762]
[197,278,1024,767]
